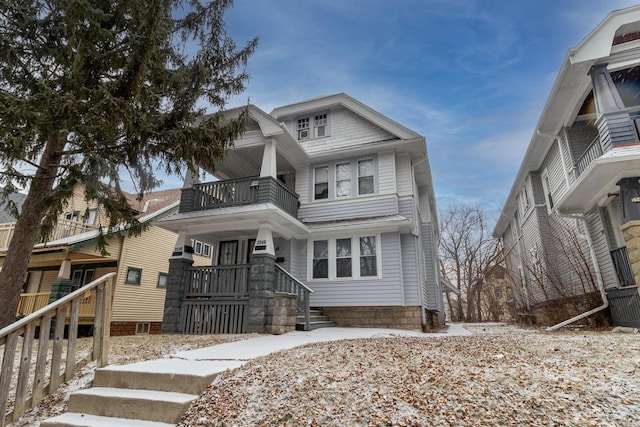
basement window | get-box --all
[136,322,150,334]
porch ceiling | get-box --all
[556,146,640,214]
[158,203,309,240]
[214,146,297,179]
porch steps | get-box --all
[41,359,241,427]
[297,308,336,330]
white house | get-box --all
[493,6,640,328]
[158,93,443,333]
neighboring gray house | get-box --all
[493,6,640,328]
[159,93,443,334]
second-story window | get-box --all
[297,113,329,140]
[314,114,327,137]
[314,166,329,200]
[336,163,351,197]
[358,159,375,195]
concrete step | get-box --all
[66,387,197,424]
[308,320,337,330]
[41,413,174,427]
[297,315,330,322]
[93,358,241,394]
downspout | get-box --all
[411,156,429,329]
[546,212,608,331]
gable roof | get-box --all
[493,5,640,238]
[270,93,422,141]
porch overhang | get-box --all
[158,203,309,240]
[556,145,640,214]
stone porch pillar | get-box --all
[589,63,637,150]
[621,221,640,287]
[161,232,194,334]
[619,178,640,286]
[247,224,277,333]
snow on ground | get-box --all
[5,324,640,426]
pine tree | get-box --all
[0,0,257,328]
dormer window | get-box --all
[314,114,327,137]
[297,117,310,140]
[297,113,329,140]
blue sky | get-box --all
[189,0,640,215]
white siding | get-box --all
[293,107,397,156]
[378,151,397,195]
[401,234,420,305]
[295,166,309,202]
[395,153,413,196]
[307,232,404,306]
[298,194,398,223]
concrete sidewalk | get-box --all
[173,323,472,362]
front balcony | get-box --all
[179,176,300,218]
[0,219,98,250]
[573,135,603,178]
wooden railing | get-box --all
[574,135,603,177]
[180,176,300,218]
[0,219,97,250]
[275,265,314,331]
[17,292,97,319]
[0,272,116,426]
[186,265,251,298]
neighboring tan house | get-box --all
[493,6,640,328]
[0,184,212,335]
[158,93,443,334]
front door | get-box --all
[218,240,238,265]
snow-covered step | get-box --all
[93,358,243,394]
[40,412,174,427]
[66,387,197,424]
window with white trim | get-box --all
[312,157,376,201]
[297,113,329,140]
[313,240,329,279]
[314,166,329,200]
[335,163,351,197]
[314,113,327,137]
[190,239,212,257]
[309,235,380,280]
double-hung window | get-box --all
[309,235,379,280]
[358,160,375,195]
[297,117,310,140]
[314,166,329,200]
[297,113,328,140]
[314,114,327,137]
[336,163,351,197]
[313,240,329,279]
[312,157,376,201]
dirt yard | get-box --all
[8,323,640,426]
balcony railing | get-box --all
[0,220,98,250]
[610,246,636,287]
[180,176,300,218]
[574,135,604,178]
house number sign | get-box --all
[254,239,267,250]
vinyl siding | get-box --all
[420,222,440,311]
[298,194,398,223]
[398,196,415,222]
[584,208,618,290]
[401,234,420,305]
[378,151,397,195]
[567,120,599,165]
[395,153,413,196]
[294,107,396,156]
[306,232,404,306]
[112,225,175,322]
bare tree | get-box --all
[439,204,503,322]
[509,219,602,325]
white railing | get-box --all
[0,272,116,426]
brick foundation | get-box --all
[321,306,423,330]
[110,321,162,336]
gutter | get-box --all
[546,212,608,331]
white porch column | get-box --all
[173,231,194,260]
[253,224,275,256]
[260,138,278,178]
[183,163,201,188]
[58,259,72,279]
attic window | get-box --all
[297,113,329,140]
[297,117,310,140]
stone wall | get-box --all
[266,292,297,335]
[322,306,423,330]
